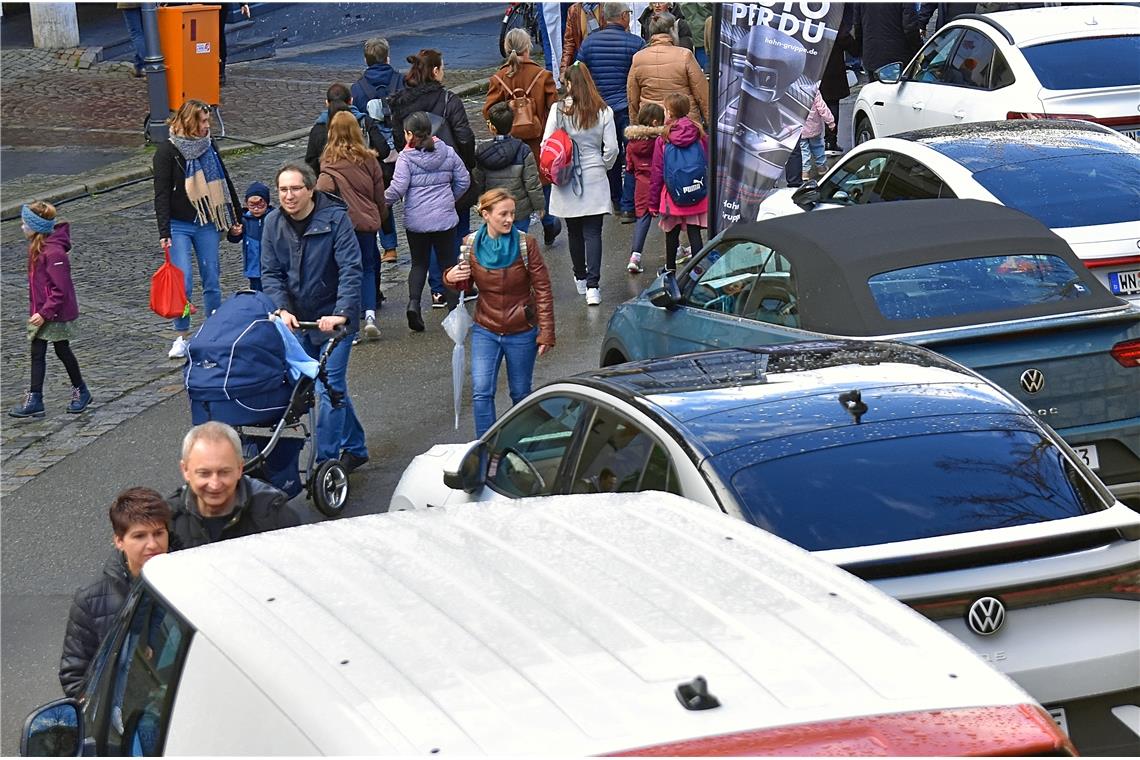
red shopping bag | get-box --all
[150,242,195,319]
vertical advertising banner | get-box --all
[711,2,845,233]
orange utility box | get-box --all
[158,4,221,109]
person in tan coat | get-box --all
[561,3,608,75]
[627,12,708,126]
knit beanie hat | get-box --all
[245,181,271,205]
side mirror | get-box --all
[21,699,82,757]
[792,180,820,210]
[874,62,903,84]
[443,440,488,493]
[648,271,683,309]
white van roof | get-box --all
[144,493,1043,755]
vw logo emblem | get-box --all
[1020,368,1045,394]
[967,597,1006,636]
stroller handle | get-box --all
[293,322,348,409]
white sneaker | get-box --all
[362,314,380,340]
[627,253,643,273]
[676,246,693,265]
[575,278,588,295]
[168,336,188,359]
[586,287,601,306]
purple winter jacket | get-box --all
[29,222,79,322]
[383,137,471,233]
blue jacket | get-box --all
[350,64,405,118]
[261,192,362,332]
[576,25,644,112]
[227,207,272,280]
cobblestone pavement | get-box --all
[1,90,494,495]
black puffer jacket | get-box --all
[168,476,299,549]
[58,550,133,698]
[853,3,923,75]
[390,80,476,169]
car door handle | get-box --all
[911,101,925,111]
[953,110,967,119]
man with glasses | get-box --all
[260,162,369,473]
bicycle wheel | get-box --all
[499,2,536,58]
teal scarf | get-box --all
[474,224,519,270]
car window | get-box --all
[569,406,680,495]
[101,587,192,756]
[867,254,1095,321]
[990,47,1015,89]
[904,27,963,82]
[972,153,1140,228]
[729,429,1104,551]
[819,151,892,205]
[486,395,586,497]
[1022,35,1140,89]
[878,155,954,202]
[946,30,997,88]
[687,241,800,327]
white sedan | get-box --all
[851,4,1140,144]
[757,119,1140,301]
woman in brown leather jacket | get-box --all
[444,188,555,437]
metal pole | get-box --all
[141,2,170,143]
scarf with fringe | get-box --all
[170,133,234,231]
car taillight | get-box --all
[1111,339,1140,368]
[1084,255,1140,270]
[607,705,1076,756]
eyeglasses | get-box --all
[246,198,268,208]
[277,185,308,195]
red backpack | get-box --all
[538,109,583,194]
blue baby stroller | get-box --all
[183,290,350,517]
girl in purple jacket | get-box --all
[9,201,91,418]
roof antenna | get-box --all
[676,676,721,711]
[839,389,868,424]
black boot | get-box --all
[406,300,425,332]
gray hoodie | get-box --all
[384,137,471,233]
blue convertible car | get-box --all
[602,200,1140,503]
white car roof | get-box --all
[143,494,1037,755]
[984,3,1140,47]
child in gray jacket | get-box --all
[469,103,545,233]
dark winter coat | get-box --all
[29,222,80,322]
[469,136,545,219]
[226,207,272,280]
[153,138,240,239]
[637,4,694,51]
[853,3,924,75]
[575,24,645,112]
[820,19,860,104]
[58,550,133,697]
[350,63,406,122]
[624,124,666,217]
[261,192,363,333]
[167,475,299,550]
[304,106,389,176]
[390,80,477,169]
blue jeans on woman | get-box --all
[355,230,378,313]
[299,329,367,462]
[631,213,653,254]
[378,209,398,253]
[168,219,222,332]
[471,323,539,438]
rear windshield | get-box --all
[868,254,1093,321]
[1021,35,1140,89]
[973,153,1140,228]
[729,430,1101,551]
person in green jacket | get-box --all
[680,3,713,71]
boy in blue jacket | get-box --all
[227,181,273,291]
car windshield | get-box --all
[867,254,1094,321]
[972,153,1140,228]
[728,430,1102,551]
[1021,35,1140,89]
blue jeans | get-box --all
[631,213,652,254]
[541,185,558,231]
[471,323,539,438]
[800,135,826,171]
[168,219,222,332]
[299,330,367,461]
[122,8,146,71]
[378,209,398,252]
[609,108,635,214]
[694,47,708,72]
[355,231,378,312]
[514,217,531,234]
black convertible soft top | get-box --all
[721,199,1122,336]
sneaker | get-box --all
[362,315,380,340]
[340,450,369,473]
[575,278,588,295]
[586,287,601,306]
[431,292,446,309]
[676,246,693,265]
[801,170,812,182]
[627,252,643,273]
[67,385,92,414]
[168,336,188,359]
[619,210,636,224]
[381,249,398,264]
[352,334,361,346]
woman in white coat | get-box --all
[543,61,618,306]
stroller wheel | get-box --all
[312,459,349,517]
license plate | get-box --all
[1047,706,1069,736]
[1109,269,1140,295]
[1074,444,1100,470]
